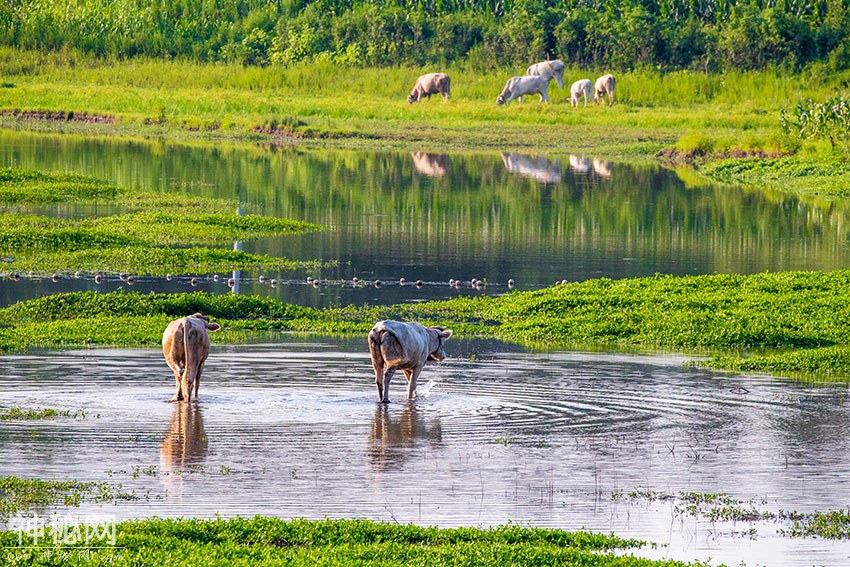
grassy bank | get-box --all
[4,268,850,377]
[0,52,822,153]
[0,516,692,566]
[0,167,328,275]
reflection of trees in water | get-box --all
[161,403,208,475]
[367,404,441,472]
[411,152,449,177]
[500,152,562,183]
[10,131,850,278]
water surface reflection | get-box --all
[2,341,850,566]
[2,131,850,309]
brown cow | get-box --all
[162,313,220,402]
[407,73,451,104]
[368,320,453,403]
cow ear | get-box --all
[440,329,453,339]
[207,323,221,331]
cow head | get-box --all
[191,313,220,331]
[496,94,506,106]
[427,327,453,361]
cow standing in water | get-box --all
[162,313,220,402]
[368,320,453,403]
[407,73,451,103]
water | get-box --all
[4,130,850,564]
[3,130,850,308]
[2,341,850,566]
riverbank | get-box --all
[3,268,850,377]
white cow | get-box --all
[526,59,565,88]
[569,79,594,107]
[162,313,220,402]
[368,320,453,403]
[407,72,451,104]
[497,75,552,106]
[595,74,616,106]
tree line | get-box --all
[2,0,850,72]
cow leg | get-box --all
[381,367,396,403]
[403,367,422,401]
[172,369,184,402]
[194,361,205,401]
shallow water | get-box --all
[2,341,850,566]
[4,130,850,309]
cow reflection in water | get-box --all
[569,155,592,173]
[411,152,449,177]
[367,405,441,471]
[160,403,208,496]
[500,153,562,183]
[593,158,613,177]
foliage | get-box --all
[1,0,850,71]
[781,96,850,149]
[0,516,699,566]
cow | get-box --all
[407,73,451,104]
[497,75,552,106]
[526,59,566,88]
[162,313,220,402]
[569,79,594,107]
[595,74,616,106]
[368,320,453,403]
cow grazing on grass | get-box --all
[570,79,594,107]
[162,313,220,402]
[368,320,453,403]
[526,59,565,88]
[595,74,616,106]
[497,75,552,106]
[407,73,451,104]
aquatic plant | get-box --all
[0,167,328,275]
[0,516,694,566]
[0,476,135,518]
[5,269,850,376]
[0,408,84,420]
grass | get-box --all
[0,167,328,275]
[0,516,698,566]
[4,268,850,376]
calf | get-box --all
[407,73,451,104]
[570,79,594,107]
[497,75,551,106]
[595,74,616,106]
[368,320,453,403]
[162,313,220,402]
